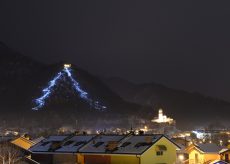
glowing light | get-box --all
[32,65,107,111]
[32,72,63,110]
[151,109,174,124]
[220,140,223,146]
[64,64,71,68]
[178,154,184,161]
[63,67,88,99]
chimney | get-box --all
[144,136,152,144]
[106,141,118,151]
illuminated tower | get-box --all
[64,64,71,68]
[152,108,174,124]
[158,109,164,122]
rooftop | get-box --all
[112,134,162,154]
[196,143,224,153]
[29,134,179,155]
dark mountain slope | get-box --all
[0,43,142,128]
[103,77,230,127]
[0,42,45,110]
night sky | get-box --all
[1,1,230,101]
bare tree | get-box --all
[0,142,22,164]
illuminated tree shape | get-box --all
[32,66,107,111]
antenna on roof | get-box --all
[130,124,134,135]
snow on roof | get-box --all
[209,160,229,164]
[55,135,95,153]
[174,143,186,153]
[196,143,223,153]
[29,135,69,152]
[45,136,68,142]
[79,134,165,155]
[79,135,124,153]
[29,134,176,155]
[219,148,229,154]
[113,134,162,154]
[32,136,45,145]
[11,136,35,150]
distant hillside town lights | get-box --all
[32,64,107,111]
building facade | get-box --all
[28,134,180,164]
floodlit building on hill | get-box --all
[152,109,174,124]
[28,134,180,164]
[150,108,177,135]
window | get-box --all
[134,142,152,148]
[156,151,163,156]
[41,142,50,146]
[155,145,167,156]
[121,142,131,147]
[74,141,86,146]
[94,142,104,148]
[63,141,74,146]
[195,153,198,163]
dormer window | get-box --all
[94,142,104,148]
[63,141,74,146]
[41,142,50,146]
[74,141,86,146]
[155,145,167,156]
[121,142,131,148]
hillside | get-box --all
[1,42,229,129]
[103,77,230,128]
[0,43,141,129]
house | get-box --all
[28,134,180,164]
[11,135,45,163]
[171,137,191,163]
[11,135,44,151]
[186,143,223,164]
[29,134,95,164]
[79,134,180,164]
[219,148,230,163]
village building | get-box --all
[219,148,230,163]
[151,109,174,125]
[186,143,223,164]
[26,134,180,164]
[29,134,95,164]
[11,135,44,151]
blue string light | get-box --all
[32,66,107,111]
